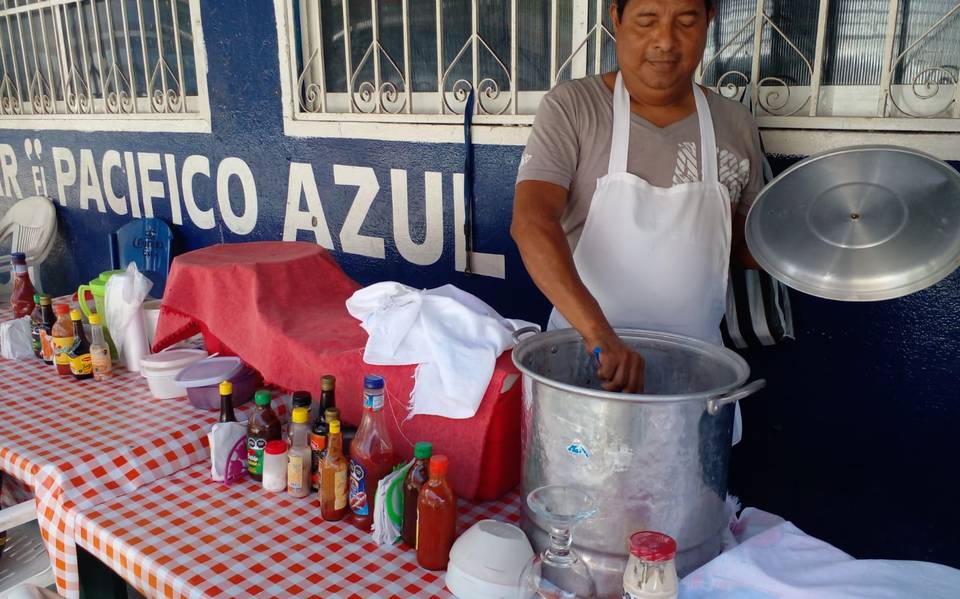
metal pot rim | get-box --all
[511,327,751,404]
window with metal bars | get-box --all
[0,0,207,127]
[285,0,959,131]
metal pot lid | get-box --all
[746,145,960,301]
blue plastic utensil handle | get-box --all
[592,347,602,369]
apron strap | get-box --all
[607,72,631,175]
[692,85,719,184]
[609,74,720,184]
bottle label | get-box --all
[349,459,369,516]
[287,454,305,491]
[40,330,53,361]
[51,335,76,367]
[13,264,26,275]
[92,347,112,378]
[309,432,326,490]
[247,436,266,475]
[31,323,41,355]
[334,468,347,509]
[70,353,93,376]
[363,392,385,410]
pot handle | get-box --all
[707,379,766,416]
[512,325,541,346]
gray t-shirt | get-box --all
[517,75,765,251]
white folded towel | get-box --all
[346,282,538,419]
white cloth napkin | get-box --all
[682,507,960,598]
[346,282,538,419]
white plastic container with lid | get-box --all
[622,531,678,599]
[139,349,209,399]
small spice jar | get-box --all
[262,440,288,492]
[622,531,678,599]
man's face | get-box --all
[612,0,713,95]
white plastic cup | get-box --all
[142,299,162,349]
[121,309,149,373]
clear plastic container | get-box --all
[174,356,257,410]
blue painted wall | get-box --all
[1,1,957,569]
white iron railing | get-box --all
[289,0,960,132]
[0,0,204,118]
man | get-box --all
[512,0,763,394]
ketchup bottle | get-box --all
[9,252,36,318]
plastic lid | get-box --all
[10,252,25,261]
[69,309,83,321]
[629,531,677,562]
[140,349,208,373]
[99,269,124,281]
[174,357,244,388]
[324,407,340,422]
[291,391,311,408]
[364,374,385,390]
[254,390,272,406]
[291,407,309,424]
[265,440,287,455]
[329,420,341,434]
[219,381,233,396]
[321,375,336,391]
[429,455,449,477]
[88,314,102,325]
[32,293,39,302]
[53,303,70,315]
[414,442,433,459]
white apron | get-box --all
[548,72,742,442]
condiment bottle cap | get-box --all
[628,531,677,562]
[219,381,233,396]
[321,375,335,391]
[291,407,309,424]
[414,442,433,459]
[69,309,83,321]
[324,407,340,422]
[40,295,52,305]
[88,314,102,325]
[265,440,287,455]
[429,455,448,477]
[329,420,341,434]
[53,303,69,315]
[291,391,311,408]
[363,374,384,390]
[254,390,272,406]
[32,293,39,303]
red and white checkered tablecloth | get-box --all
[76,463,523,599]
[0,306,271,598]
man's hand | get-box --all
[586,330,646,393]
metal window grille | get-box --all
[0,0,202,117]
[289,0,959,129]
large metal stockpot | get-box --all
[512,327,766,597]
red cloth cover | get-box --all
[153,241,521,500]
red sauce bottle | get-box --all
[348,375,396,532]
[416,455,457,571]
[9,252,36,318]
